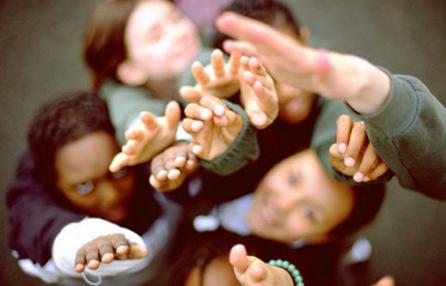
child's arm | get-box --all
[109,101,181,172]
[329,114,389,183]
[229,244,294,286]
[149,141,198,192]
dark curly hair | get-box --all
[213,0,301,50]
[27,91,115,188]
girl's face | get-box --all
[55,131,136,223]
[123,0,200,82]
[248,150,354,243]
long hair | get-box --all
[83,0,138,91]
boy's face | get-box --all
[123,0,200,82]
[55,131,136,223]
[248,150,354,243]
[276,26,316,124]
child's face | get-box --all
[276,26,316,124]
[123,0,200,82]
[55,131,136,223]
[248,150,354,244]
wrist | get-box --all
[347,63,391,114]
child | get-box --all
[165,148,386,286]
[83,0,245,173]
[216,8,446,199]
[6,92,181,285]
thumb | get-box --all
[165,101,181,130]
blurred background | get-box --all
[1,0,445,285]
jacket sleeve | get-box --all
[6,152,84,265]
[350,72,446,200]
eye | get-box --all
[111,167,128,179]
[75,181,94,196]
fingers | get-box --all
[371,276,395,286]
[99,243,114,264]
[109,152,130,173]
[229,244,250,274]
[165,101,181,130]
[75,248,87,273]
[336,114,353,154]
[211,49,225,78]
[354,143,378,182]
[110,234,130,257]
[344,121,366,167]
[184,103,213,121]
[192,61,210,86]
[179,86,203,103]
[127,243,148,259]
[223,40,257,58]
[228,52,241,76]
[149,142,198,191]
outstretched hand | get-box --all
[189,49,241,99]
[329,114,389,182]
[182,94,243,161]
[230,244,293,286]
[239,55,278,129]
[216,12,390,114]
[149,141,198,192]
[74,233,147,273]
[109,101,181,173]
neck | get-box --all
[145,77,179,101]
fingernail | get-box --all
[192,145,202,154]
[338,143,346,154]
[344,157,355,167]
[168,169,181,180]
[200,109,212,119]
[192,121,203,131]
[214,105,224,116]
[353,172,364,182]
[253,113,267,127]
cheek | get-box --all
[115,174,136,199]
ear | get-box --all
[298,26,311,46]
[116,61,147,86]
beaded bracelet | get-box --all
[268,259,304,286]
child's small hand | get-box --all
[74,233,147,273]
[183,95,243,161]
[329,114,388,182]
[239,56,278,129]
[109,101,181,173]
[230,244,294,286]
[149,141,198,192]
[188,49,241,99]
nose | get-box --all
[97,180,121,209]
[265,179,299,214]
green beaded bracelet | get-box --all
[268,259,304,286]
